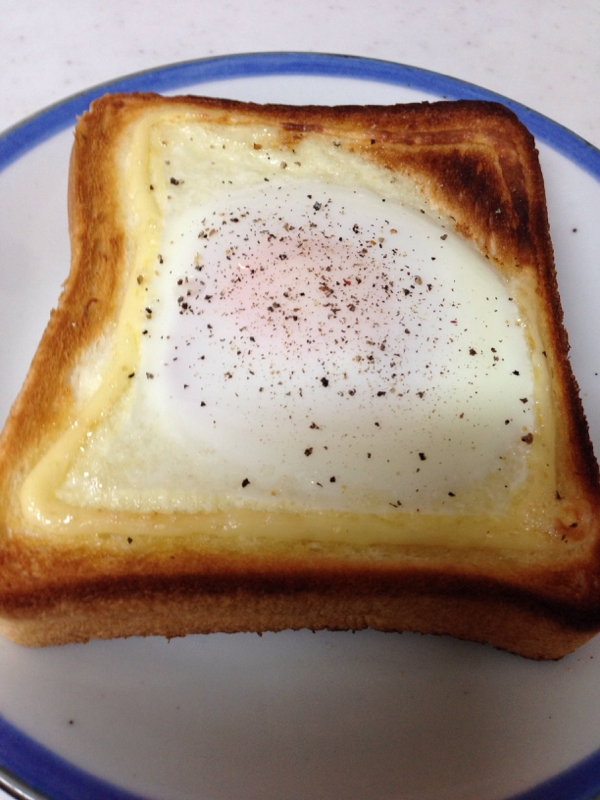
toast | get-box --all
[0,92,599,658]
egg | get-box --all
[54,121,536,519]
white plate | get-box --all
[1,53,600,800]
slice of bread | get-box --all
[0,92,599,658]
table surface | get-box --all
[1,2,599,799]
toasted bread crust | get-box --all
[1,93,599,658]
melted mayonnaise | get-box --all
[21,117,553,543]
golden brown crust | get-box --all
[1,93,599,658]
[0,582,594,661]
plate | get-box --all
[1,52,600,800]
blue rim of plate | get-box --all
[1,51,600,800]
[1,50,600,177]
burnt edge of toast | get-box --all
[1,556,600,633]
[0,93,599,657]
